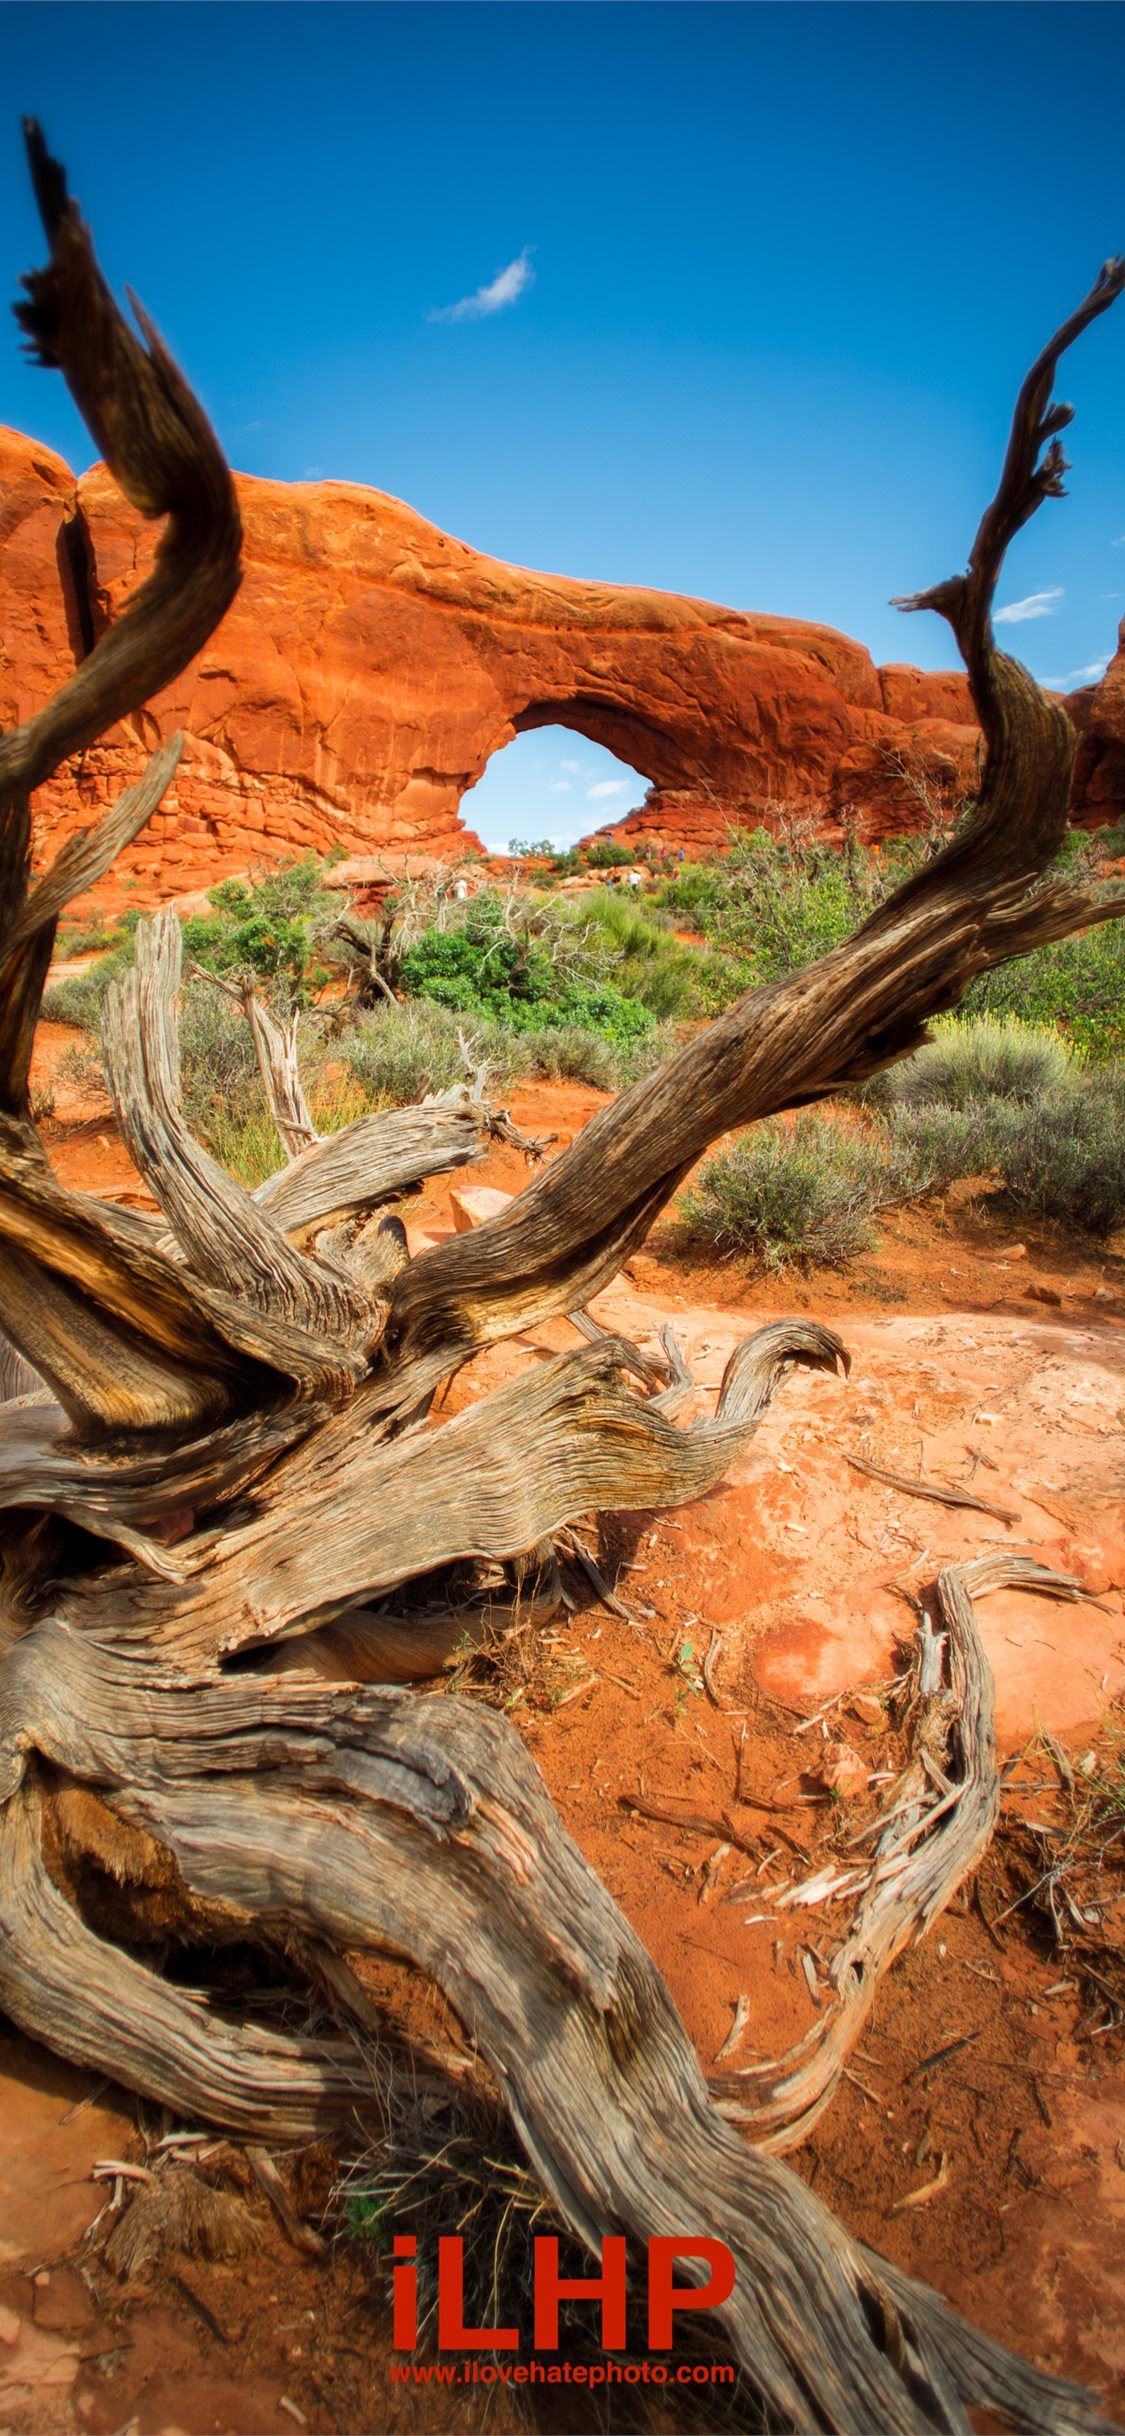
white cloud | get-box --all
[560,758,583,774]
[1041,658,1108,690]
[431,248,533,324]
[1112,535,1125,547]
[548,781,571,794]
[994,587,1063,625]
[587,778,629,802]
[303,464,326,479]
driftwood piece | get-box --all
[845,1450,1019,1524]
[68,1323,849,1664]
[1,121,1123,2436]
[712,1555,1085,2149]
[255,1099,489,1237]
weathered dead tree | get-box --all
[2,124,1123,2434]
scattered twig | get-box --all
[246,2145,328,2260]
[168,2269,232,2346]
[892,2155,951,2214]
[845,1452,1018,1525]
[714,1993,753,2064]
[618,1793,761,1860]
[905,2032,982,2087]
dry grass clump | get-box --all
[338,2085,757,2433]
[103,2163,261,2279]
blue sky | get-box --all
[1,2,1123,850]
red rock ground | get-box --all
[2,1043,1123,2434]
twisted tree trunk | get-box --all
[1,123,1122,2433]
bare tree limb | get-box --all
[712,1556,1085,2149]
[0,123,241,802]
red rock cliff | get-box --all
[0,424,1117,894]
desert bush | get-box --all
[341,996,661,1103]
[680,1114,893,1269]
[182,858,338,1002]
[56,917,122,956]
[964,921,1125,1060]
[683,1057,1124,1272]
[994,1065,1125,1236]
[174,982,272,1143]
[41,946,134,1029]
[340,1001,511,1104]
[521,1015,672,1090]
[879,1099,1010,1193]
[864,1014,1074,1112]
[55,1039,107,1099]
[397,898,657,1052]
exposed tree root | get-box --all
[711,1554,1086,2148]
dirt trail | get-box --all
[2,1062,1122,2433]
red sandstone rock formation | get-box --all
[1069,614,1125,832]
[0,422,1117,896]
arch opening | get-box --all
[460,723,650,858]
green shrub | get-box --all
[964,921,1125,1060]
[866,1015,1074,1112]
[41,947,134,1030]
[583,837,636,869]
[551,887,744,1020]
[680,1115,893,1270]
[994,1066,1125,1236]
[656,822,888,980]
[657,821,1123,1059]
[398,902,657,1050]
[182,859,337,1002]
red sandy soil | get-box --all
[3,1042,1123,2434]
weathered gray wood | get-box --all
[69,1324,846,1664]
[712,1554,1085,2149]
[0,1776,362,2138]
[192,967,319,1162]
[254,1099,489,1236]
[103,911,379,1363]
[0,1631,1110,2435]
[0,128,241,807]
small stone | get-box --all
[817,1739,869,1797]
[1025,1282,1063,1306]
[449,1184,514,1233]
[0,2303,21,2346]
